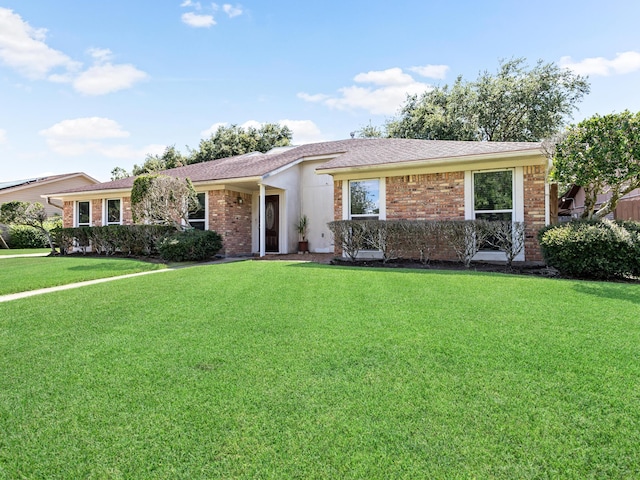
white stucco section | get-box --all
[300,160,334,253]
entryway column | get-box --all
[259,183,266,257]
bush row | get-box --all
[328,219,526,266]
[538,220,640,279]
[53,225,223,261]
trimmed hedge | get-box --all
[157,230,223,262]
[538,220,640,279]
[328,219,526,266]
[7,225,48,249]
[53,225,176,256]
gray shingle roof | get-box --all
[50,138,543,195]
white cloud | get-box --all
[40,117,130,140]
[201,122,229,137]
[0,7,80,79]
[559,51,640,76]
[73,63,149,95]
[409,64,449,79]
[279,119,325,144]
[180,0,202,8]
[39,117,163,159]
[222,4,243,17]
[0,8,147,95]
[181,12,216,27]
[0,128,6,144]
[353,68,415,86]
[299,67,432,115]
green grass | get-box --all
[0,256,166,295]
[1,261,639,478]
[0,248,50,256]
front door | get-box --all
[265,195,279,252]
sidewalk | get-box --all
[0,256,245,304]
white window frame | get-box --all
[188,192,208,230]
[75,200,91,227]
[464,167,524,262]
[342,178,386,258]
[104,198,122,226]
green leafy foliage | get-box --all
[189,123,292,164]
[54,225,175,256]
[386,58,590,142]
[7,225,48,248]
[552,111,640,219]
[157,229,223,262]
[0,201,57,251]
[538,220,640,279]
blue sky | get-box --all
[1,0,639,182]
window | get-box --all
[188,193,206,230]
[473,170,513,250]
[106,199,121,225]
[76,201,90,227]
[349,180,380,219]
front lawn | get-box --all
[1,261,639,478]
[0,256,166,295]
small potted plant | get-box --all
[296,214,309,253]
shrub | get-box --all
[157,229,223,262]
[538,220,639,279]
[8,225,48,248]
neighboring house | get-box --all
[0,173,99,217]
[49,138,552,262]
[558,186,640,221]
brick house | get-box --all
[49,138,552,262]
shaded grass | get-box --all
[1,261,639,478]
[0,248,50,256]
[0,256,166,295]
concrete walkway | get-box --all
[0,257,245,304]
[0,252,50,259]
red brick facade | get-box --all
[334,167,547,263]
[208,189,252,256]
[522,165,546,262]
[63,201,73,228]
[386,172,465,220]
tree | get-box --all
[110,166,130,181]
[188,123,292,164]
[354,121,383,138]
[130,175,199,230]
[552,110,640,220]
[386,58,590,142]
[0,201,56,252]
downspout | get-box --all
[45,196,64,212]
[259,184,266,257]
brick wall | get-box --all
[208,190,252,256]
[386,172,465,220]
[63,201,73,228]
[333,180,343,255]
[91,199,102,226]
[523,165,547,262]
[122,197,133,225]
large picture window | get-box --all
[473,170,513,222]
[188,193,206,230]
[349,180,380,219]
[106,199,121,225]
[76,201,90,227]
[473,170,514,250]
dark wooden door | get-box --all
[265,195,279,252]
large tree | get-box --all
[130,175,199,230]
[0,201,56,252]
[386,58,590,142]
[552,110,640,220]
[189,123,292,164]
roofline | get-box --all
[316,149,545,175]
[1,172,99,195]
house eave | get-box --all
[317,150,547,178]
